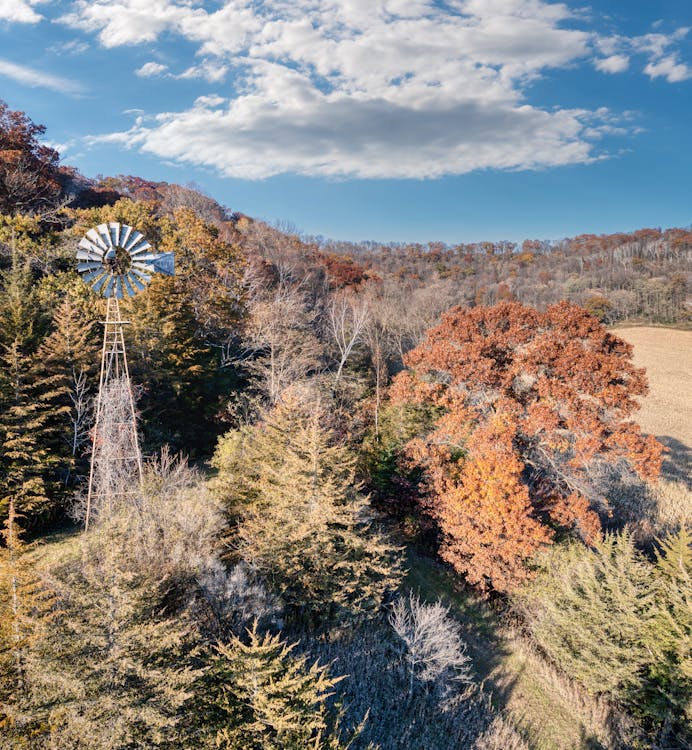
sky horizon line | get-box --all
[1,0,690,244]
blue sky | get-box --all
[1,0,690,244]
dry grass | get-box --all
[611,327,691,494]
[405,550,627,750]
[613,327,691,450]
[474,715,531,750]
[607,476,692,544]
[488,632,637,750]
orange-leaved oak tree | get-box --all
[390,301,662,593]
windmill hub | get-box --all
[104,246,132,275]
[77,221,174,298]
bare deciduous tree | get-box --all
[232,272,322,404]
[66,367,91,481]
[326,289,369,383]
[390,591,472,697]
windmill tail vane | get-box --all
[77,222,175,529]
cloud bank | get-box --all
[63,0,692,179]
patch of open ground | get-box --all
[406,550,620,750]
[613,327,691,485]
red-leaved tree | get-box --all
[390,301,662,593]
[0,100,62,215]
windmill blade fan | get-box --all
[76,222,175,297]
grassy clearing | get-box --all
[29,525,81,566]
[405,549,624,750]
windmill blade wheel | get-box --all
[76,222,175,298]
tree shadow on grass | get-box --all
[657,435,691,489]
[403,548,632,750]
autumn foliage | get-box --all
[0,101,62,214]
[391,301,662,593]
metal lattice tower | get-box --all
[84,295,142,528]
[76,222,174,530]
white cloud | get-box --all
[0,58,85,94]
[0,0,44,24]
[42,138,76,156]
[100,89,613,180]
[136,61,168,77]
[177,61,228,83]
[631,27,692,82]
[48,39,90,55]
[594,27,692,82]
[644,55,692,83]
[60,0,194,47]
[191,94,225,108]
[136,59,228,83]
[594,54,629,74]
[633,28,690,58]
[62,0,691,179]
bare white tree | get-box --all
[390,591,473,697]
[67,367,91,469]
[326,290,369,384]
[197,561,282,635]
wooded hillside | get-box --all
[0,100,689,750]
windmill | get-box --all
[77,222,174,529]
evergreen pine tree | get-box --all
[515,532,655,698]
[517,527,691,739]
[0,251,64,525]
[123,275,219,453]
[643,526,692,740]
[45,522,198,749]
[34,295,98,488]
[213,388,403,625]
[202,621,355,750]
[0,499,56,746]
